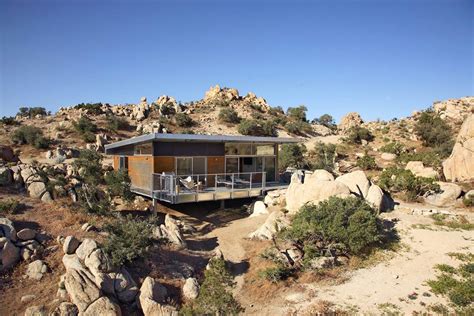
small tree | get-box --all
[312,114,336,129]
[105,169,133,201]
[279,143,307,171]
[238,119,262,136]
[106,115,129,132]
[16,107,47,118]
[11,125,50,149]
[356,152,377,170]
[72,117,98,143]
[218,108,241,124]
[345,127,374,144]
[414,110,454,158]
[103,214,153,266]
[287,105,308,122]
[310,142,336,172]
[181,257,244,315]
[175,113,193,127]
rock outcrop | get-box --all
[139,276,177,316]
[424,182,462,207]
[338,112,363,132]
[443,114,474,182]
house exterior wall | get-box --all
[153,142,224,156]
[127,156,153,190]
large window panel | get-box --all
[134,143,152,155]
[176,157,193,175]
[225,157,239,173]
[264,156,276,182]
[255,144,275,156]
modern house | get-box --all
[104,133,299,204]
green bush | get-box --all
[285,120,313,135]
[105,169,133,201]
[218,108,241,124]
[427,254,474,307]
[175,113,193,127]
[310,142,336,172]
[380,142,405,155]
[311,114,336,129]
[72,117,98,143]
[356,153,377,170]
[238,119,275,136]
[106,115,129,132]
[379,167,440,201]
[345,127,374,144]
[414,110,454,158]
[0,116,17,125]
[73,103,103,115]
[268,106,284,116]
[259,265,293,283]
[103,214,153,266]
[0,199,22,215]
[17,107,48,118]
[280,197,386,257]
[397,150,442,168]
[181,257,243,315]
[279,143,307,171]
[287,105,308,122]
[11,125,50,149]
[250,103,263,112]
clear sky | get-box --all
[1,0,472,122]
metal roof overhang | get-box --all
[104,133,300,154]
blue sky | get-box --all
[1,0,472,122]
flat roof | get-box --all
[104,133,300,152]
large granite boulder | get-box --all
[335,170,370,198]
[443,114,474,182]
[424,182,462,207]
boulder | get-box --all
[0,217,17,241]
[406,161,438,179]
[41,191,53,203]
[2,240,20,269]
[286,176,351,214]
[24,305,47,316]
[312,124,333,136]
[338,112,363,132]
[114,267,139,303]
[28,181,47,199]
[424,182,462,207]
[26,260,48,280]
[0,145,19,162]
[20,294,36,303]
[263,194,276,206]
[335,170,370,198]
[159,215,186,247]
[62,254,86,272]
[443,114,474,181]
[250,201,268,217]
[305,169,334,182]
[64,269,101,312]
[52,302,79,316]
[83,297,121,316]
[76,238,98,261]
[85,249,111,275]
[366,184,385,212]
[139,276,177,316]
[381,153,397,161]
[182,277,199,300]
[17,228,36,241]
[0,167,13,185]
[248,210,290,240]
[63,236,80,254]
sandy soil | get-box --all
[197,202,474,315]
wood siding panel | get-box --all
[207,156,225,186]
[128,156,153,190]
[154,156,175,174]
[113,156,119,170]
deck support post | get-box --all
[152,197,157,214]
[220,199,225,210]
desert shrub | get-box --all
[105,169,133,201]
[72,117,98,143]
[17,107,48,118]
[427,254,474,307]
[250,103,263,112]
[287,105,308,122]
[269,106,284,116]
[106,115,129,132]
[379,167,440,201]
[0,199,22,215]
[218,108,240,124]
[11,125,50,149]
[0,116,17,125]
[345,127,374,144]
[279,143,307,171]
[73,150,109,214]
[279,197,387,258]
[311,114,336,129]
[309,142,336,172]
[237,119,275,136]
[380,142,405,155]
[175,113,193,127]
[181,257,243,315]
[397,150,442,168]
[285,120,312,136]
[259,265,293,283]
[431,214,474,231]
[103,214,153,266]
[73,103,103,115]
[414,110,454,158]
[356,153,377,170]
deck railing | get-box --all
[151,171,267,202]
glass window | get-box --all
[225,157,239,173]
[119,156,126,169]
[193,157,206,175]
[225,144,239,155]
[134,143,152,155]
[225,143,255,155]
[255,144,275,156]
[256,157,263,172]
[177,157,193,175]
[264,156,276,182]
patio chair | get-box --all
[179,176,202,192]
[216,175,234,188]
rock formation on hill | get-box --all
[338,112,363,132]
